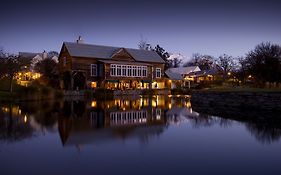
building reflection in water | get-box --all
[58,96,170,147]
[1,96,281,145]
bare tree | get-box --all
[48,51,59,57]
[245,42,281,83]
[184,53,214,70]
[216,54,235,80]
[172,57,182,68]
[138,36,152,50]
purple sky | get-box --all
[1,0,281,61]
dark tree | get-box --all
[0,48,6,79]
[245,42,281,83]
[34,59,59,88]
[48,51,59,57]
[138,37,152,51]
[172,57,182,68]
[5,55,21,92]
[216,54,235,80]
[154,45,171,69]
[138,39,172,69]
[235,56,248,83]
[184,53,214,70]
[0,49,32,92]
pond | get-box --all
[0,96,281,175]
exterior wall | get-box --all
[59,46,72,73]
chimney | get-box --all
[76,36,84,44]
[43,50,47,59]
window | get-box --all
[132,66,137,77]
[110,64,116,76]
[142,66,147,77]
[127,66,132,76]
[137,66,142,77]
[122,65,127,76]
[91,82,97,88]
[91,64,97,76]
[156,68,161,78]
[117,65,121,76]
[109,64,148,77]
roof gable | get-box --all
[111,48,134,62]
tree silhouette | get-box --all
[154,45,171,69]
[245,42,281,84]
[34,58,59,88]
[184,53,214,70]
[216,54,235,80]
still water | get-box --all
[0,96,281,175]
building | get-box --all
[58,38,166,90]
[165,66,201,88]
[165,69,183,89]
[16,51,58,86]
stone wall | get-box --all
[191,91,281,111]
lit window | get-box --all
[156,68,161,78]
[91,82,97,88]
[132,66,137,77]
[122,65,127,76]
[127,66,132,76]
[117,65,121,76]
[91,64,97,76]
[137,66,142,77]
[142,66,147,77]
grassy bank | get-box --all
[0,79,63,102]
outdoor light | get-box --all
[91,101,97,108]
[24,115,27,123]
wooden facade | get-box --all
[58,42,166,90]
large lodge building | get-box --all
[59,38,166,90]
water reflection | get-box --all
[0,96,281,145]
[0,105,34,142]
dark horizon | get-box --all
[1,0,281,60]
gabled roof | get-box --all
[125,48,165,63]
[63,42,165,63]
[166,66,201,75]
[165,69,183,80]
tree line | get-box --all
[139,40,281,85]
[0,50,59,92]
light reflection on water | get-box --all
[0,96,281,175]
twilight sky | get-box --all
[1,0,281,61]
